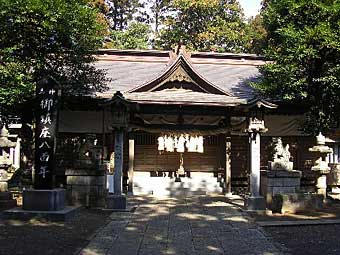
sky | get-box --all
[239,0,262,18]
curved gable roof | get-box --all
[128,52,232,96]
[95,49,274,108]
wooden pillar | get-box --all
[225,137,232,194]
[128,135,135,193]
[114,129,124,195]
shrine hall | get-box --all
[55,47,340,208]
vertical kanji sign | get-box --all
[35,77,58,189]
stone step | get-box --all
[133,172,224,196]
[133,178,223,196]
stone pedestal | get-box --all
[105,194,127,210]
[23,189,65,211]
[0,192,17,210]
[4,189,79,221]
[66,168,105,207]
[269,161,293,171]
[261,170,301,208]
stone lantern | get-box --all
[309,132,333,199]
[0,126,16,192]
[103,91,131,210]
[245,117,268,211]
[0,126,17,209]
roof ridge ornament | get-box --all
[169,44,191,65]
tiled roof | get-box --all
[95,49,264,101]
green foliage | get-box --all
[107,0,144,31]
[255,0,340,134]
[156,0,248,53]
[106,22,151,49]
[0,0,108,111]
[244,14,267,54]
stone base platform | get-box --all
[23,189,65,211]
[66,168,105,208]
[3,206,80,221]
[261,170,302,209]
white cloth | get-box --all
[165,136,174,152]
[177,135,186,153]
[157,136,165,151]
[197,136,204,153]
[174,136,178,149]
[188,136,196,152]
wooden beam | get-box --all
[138,104,248,117]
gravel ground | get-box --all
[252,198,340,255]
[0,208,111,255]
[265,225,340,255]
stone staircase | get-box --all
[133,172,224,197]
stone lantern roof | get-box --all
[0,127,16,148]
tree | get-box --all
[244,14,267,54]
[254,0,340,134]
[146,0,171,36]
[156,0,248,52]
[0,0,109,113]
[107,0,144,31]
[106,22,151,49]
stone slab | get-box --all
[245,196,266,211]
[23,189,65,211]
[272,193,324,214]
[264,170,302,178]
[3,206,80,221]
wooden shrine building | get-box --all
[56,48,340,207]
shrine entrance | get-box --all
[132,132,225,196]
